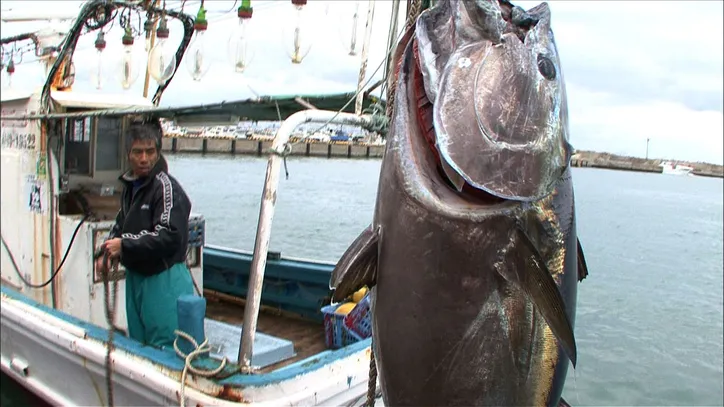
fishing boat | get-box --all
[659,161,695,176]
[1,0,410,405]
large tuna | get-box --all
[331,1,589,406]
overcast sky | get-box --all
[1,1,722,164]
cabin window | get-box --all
[65,118,92,175]
[95,117,122,171]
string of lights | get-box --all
[1,0,370,92]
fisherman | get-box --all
[95,118,195,349]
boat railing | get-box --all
[238,109,373,371]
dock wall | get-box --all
[160,138,723,177]
[161,137,385,159]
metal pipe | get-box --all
[238,109,372,369]
[354,0,377,116]
[142,1,159,99]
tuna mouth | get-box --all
[410,38,505,206]
[497,0,542,43]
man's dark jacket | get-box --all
[108,154,192,276]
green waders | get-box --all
[125,262,195,349]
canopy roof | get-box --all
[0,91,386,124]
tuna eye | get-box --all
[537,54,556,80]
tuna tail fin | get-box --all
[559,397,572,407]
[577,238,589,282]
[495,225,578,368]
[330,225,380,303]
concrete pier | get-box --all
[161,137,386,159]
[571,150,723,178]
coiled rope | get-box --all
[173,330,228,407]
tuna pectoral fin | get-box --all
[330,225,380,303]
[496,227,578,368]
[577,238,590,282]
[559,397,572,407]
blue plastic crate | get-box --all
[344,294,372,339]
[321,303,363,349]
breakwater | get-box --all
[161,137,385,159]
[572,150,723,178]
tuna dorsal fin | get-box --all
[495,224,577,367]
[577,238,589,282]
[330,225,380,303]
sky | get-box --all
[1,0,722,165]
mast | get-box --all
[354,0,376,116]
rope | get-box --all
[100,251,121,407]
[267,143,293,180]
[386,0,424,118]
[364,338,378,407]
[173,330,228,407]
[271,101,292,180]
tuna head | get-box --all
[416,0,572,201]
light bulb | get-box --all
[334,2,363,56]
[282,1,314,65]
[185,7,211,81]
[116,29,140,90]
[227,4,255,73]
[148,17,177,85]
[91,31,106,90]
[144,18,154,53]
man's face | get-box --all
[128,139,158,177]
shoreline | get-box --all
[161,137,724,178]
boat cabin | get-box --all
[1,87,385,406]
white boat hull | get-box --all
[1,290,381,407]
[660,162,695,176]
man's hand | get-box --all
[102,238,123,259]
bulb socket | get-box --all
[291,0,307,5]
[122,32,134,46]
[194,6,208,31]
[238,6,253,19]
[144,19,154,36]
[95,32,106,50]
[156,18,170,39]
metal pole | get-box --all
[238,110,372,370]
[354,0,377,116]
[646,138,650,160]
[142,1,159,98]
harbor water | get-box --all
[2,154,722,406]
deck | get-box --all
[204,290,328,373]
